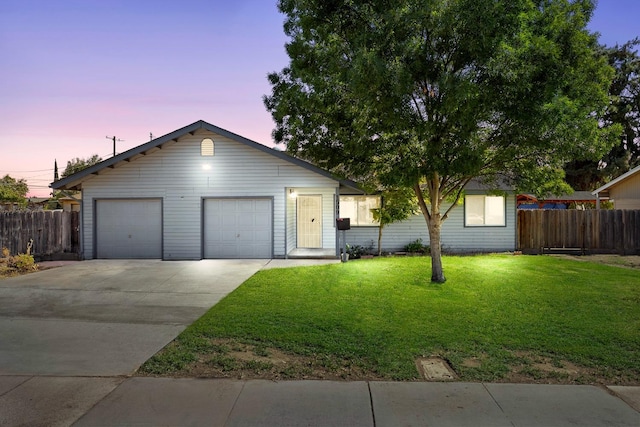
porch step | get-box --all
[287,249,338,259]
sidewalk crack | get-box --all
[483,383,515,427]
[367,381,377,427]
[224,380,246,427]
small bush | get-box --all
[1,247,9,258]
[345,242,374,259]
[346,244,365,259]
[8,253,37,272]
[404,238,430,254]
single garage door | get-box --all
[204,198,272,258]
[96,199,162,259]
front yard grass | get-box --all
[140,254,640,384]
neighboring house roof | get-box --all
[50,120,362,193]
[27,197,50,204]
[518,191,601,204]
[592,165,640,196]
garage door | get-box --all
[96,199,162,259]
[204,198,272,258]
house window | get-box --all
[465,195,506,226]
[339,196,380,226]
[201,138,214,156]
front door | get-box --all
[297,195,322,248]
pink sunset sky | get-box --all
[1,0,639,197]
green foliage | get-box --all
[7,253,37,272]
[371,188,418,227]
[266,0,617,282]
[371,187,418,255]
[0,175,29,205]
[345,244,370,259]
[403,239,430,254]
[565,38,640,190]
[61,154,102,178]
[144,256,640,382]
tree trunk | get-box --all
[427,217,445,283]
[414,179,446,283]
[377,225,383,256]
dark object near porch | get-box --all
[336,218,350,230]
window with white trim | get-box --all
[465,195,505,226]
[339,196,380,226]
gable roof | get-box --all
[592,164,640,196]
[50,120,361,193]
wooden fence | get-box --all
[518,209,640,255]
[0,211,80,260]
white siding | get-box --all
[345,195,517,253]
[80,130,338,259]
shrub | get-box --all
[346,242,374,259]
[8,253,37,272]
[404,238,430,254]
[1,247,9,258]
[346,244,366,259]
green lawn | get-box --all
[140,255,640,384]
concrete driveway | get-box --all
[0,259,268,376]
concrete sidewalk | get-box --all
[2,376,638,427]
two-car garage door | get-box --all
[95,198,272,259]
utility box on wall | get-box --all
[336,218,350,230]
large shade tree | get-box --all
[265,0,617,282]
[565,38,640,190]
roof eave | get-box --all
[592,165,640,195]
[50,120,355,190]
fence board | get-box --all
[518,209,640,255]
[0,211,79,260]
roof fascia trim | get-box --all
[592,164,640,195]
[51,120,353,189]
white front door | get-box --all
[297,195,322,248]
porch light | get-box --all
[202,164,212,170]
[289,189,298,198]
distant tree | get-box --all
[0,175,29,206]
[371,188,418,256]
[565,38,640,190]
[61,154,102,178]
[265,0,617,282]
